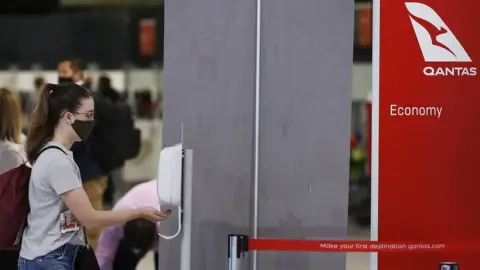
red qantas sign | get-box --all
[374,0,480,269]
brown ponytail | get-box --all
[26,84,56,164]
[25,83,91,164]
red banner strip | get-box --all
[248,239,480,253]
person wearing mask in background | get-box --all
[96,180,165,270]
[18,83,169,270]
[58,58,109,248]
[0,88,27,270]
[58,58,88,86]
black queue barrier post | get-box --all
[228,235,249,270]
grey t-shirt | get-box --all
[20,142,85,260]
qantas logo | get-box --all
[405,2,476,76]
[405,2,470,62]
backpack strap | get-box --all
[37,145,67,159]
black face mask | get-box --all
[72,119,96,141]
[58,77,74,84]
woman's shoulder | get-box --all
[0,140,26,173]
[35,145,78,174]
[36,146,72,166]
[0,140,25,158]
[12,141,26,156]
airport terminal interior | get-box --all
[1,0,373,269]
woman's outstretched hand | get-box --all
[139,207,171,222]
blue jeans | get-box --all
[18,244,78,270]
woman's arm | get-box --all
[45,156,167,229]
[61,188,166,229]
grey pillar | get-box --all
[256,0,353,269]
[161,0,353,269]
[161,0,257,269]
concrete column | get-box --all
[161,0,353,269]
[257,0,354,269]
[160,0,257,269]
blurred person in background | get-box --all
[57,58,108,249]
[0,88,27,270]
[58,58,87,86]
[98,75,120,103]
[96,179,166,270]
[84,76,93,90]
[97,75,123,205]
[34,77,45,93]
[0,88,26,173]
[25,76,45,126]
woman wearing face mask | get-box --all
[19,83,169,270]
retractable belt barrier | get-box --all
[227,234,480,269]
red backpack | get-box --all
[0,145,65,250]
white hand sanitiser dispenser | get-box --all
[157,143,184,239]
[157,140,193,270]
[157,143,183,206]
